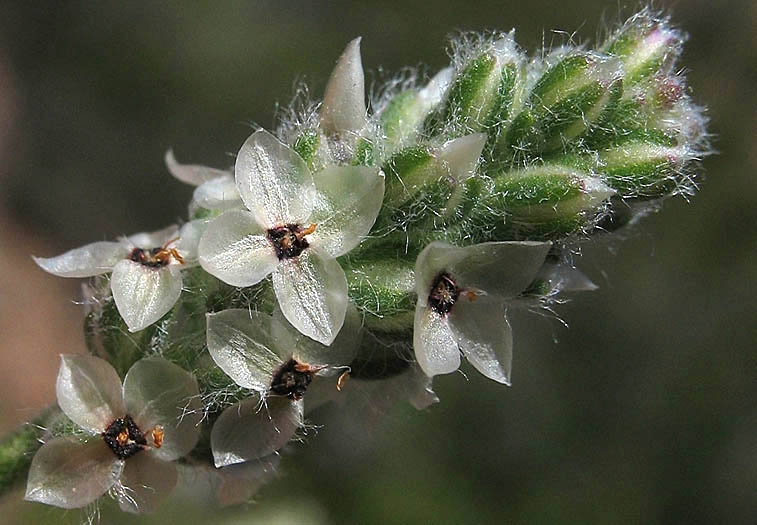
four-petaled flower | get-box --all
[25,355,202,512]
[413,241,551,384]
[205,305,360,466]
[33,222,205,332]
[198,129,384,345]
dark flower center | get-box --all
[102,415,147,460]
[270,358,314,400]
[428,272,459,316]
[129,247,171,268]
[266,224,315,260]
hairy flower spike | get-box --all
[15,9,711,517]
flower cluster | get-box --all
[22,8,708,515]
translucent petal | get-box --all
[272,248,348,346]
[33,241,128,278]
[197,209,278,287]
[56,354,124,434]
[413,305,460,377]
[450,296,513,385]
[450,241,552,298]
[215,455,280,507]
[206,309,283,393]
[164,149,230,186]
[235,129,315,228]
[124,225,180,250]
[24,437,123,509]
[175,218,210,266]
[211,397,303,467]
[272,302,361,371]
[437,133,487,183]
[110,261,183,332]
[123,357,202,461]
[193,175,243,211]
[117,452,178,514]
[308,166,384,258]
[320,37,367,135]
[418,67,453,109]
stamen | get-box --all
[336,370,350,391]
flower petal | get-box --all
[56,354,124,434]
[198,209,278,287]
[124,225,180,250]
[175,218,210,266]
[413,305,460,377]
[193,175,243,211]
[123,357,202,461]
[449,296,513,384]
[437,133,487,184]
[165,149,230,186]
[110,260,183,332]
[272,302,361,371]
[235,129,315,228]
[272,248,348,346]
[206,309,283,393]
[117,452,178,514]
[308,166,384,258]
[320,37,367,135]
[215,455,280,507]
[33,241,128,278]
[450,241,552,298]
[24,437,123,509]
[211,397,303,467]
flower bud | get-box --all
[597,141,692,199]
[440,34,525,136]
[381,67,453,155]
[604,12,684,84]
[504,51,624,157]
[382,133,486,206]
[489,164,615,235]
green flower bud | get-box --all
[505,51,624,157]
[487,164,615,236]
[380,68,453,155]
[597,141,692,199]
[604,11,683,84]
[441,34,525,136]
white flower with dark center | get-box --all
[413,241,552,384]
[165,150,242,211]
[198,129,384,345]
[205,305,360,466]
[25,355,202,512]
[33,222,206,332]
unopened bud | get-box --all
[597,141,691,199]
[441,34,524,135]
[490,164,615,235]
[382,133,486,205]
[505,51,623,156]
[604,13,684,84]
[381,67,454,155]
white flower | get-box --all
[413,241,551,384]
[25,355,202,512]
[198,129,384,345]
[205,305,360,467]
[33,222,206,332]
[165,150,242,211]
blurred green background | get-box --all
[0,1,754,523]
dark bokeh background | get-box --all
[0,1,754,523]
